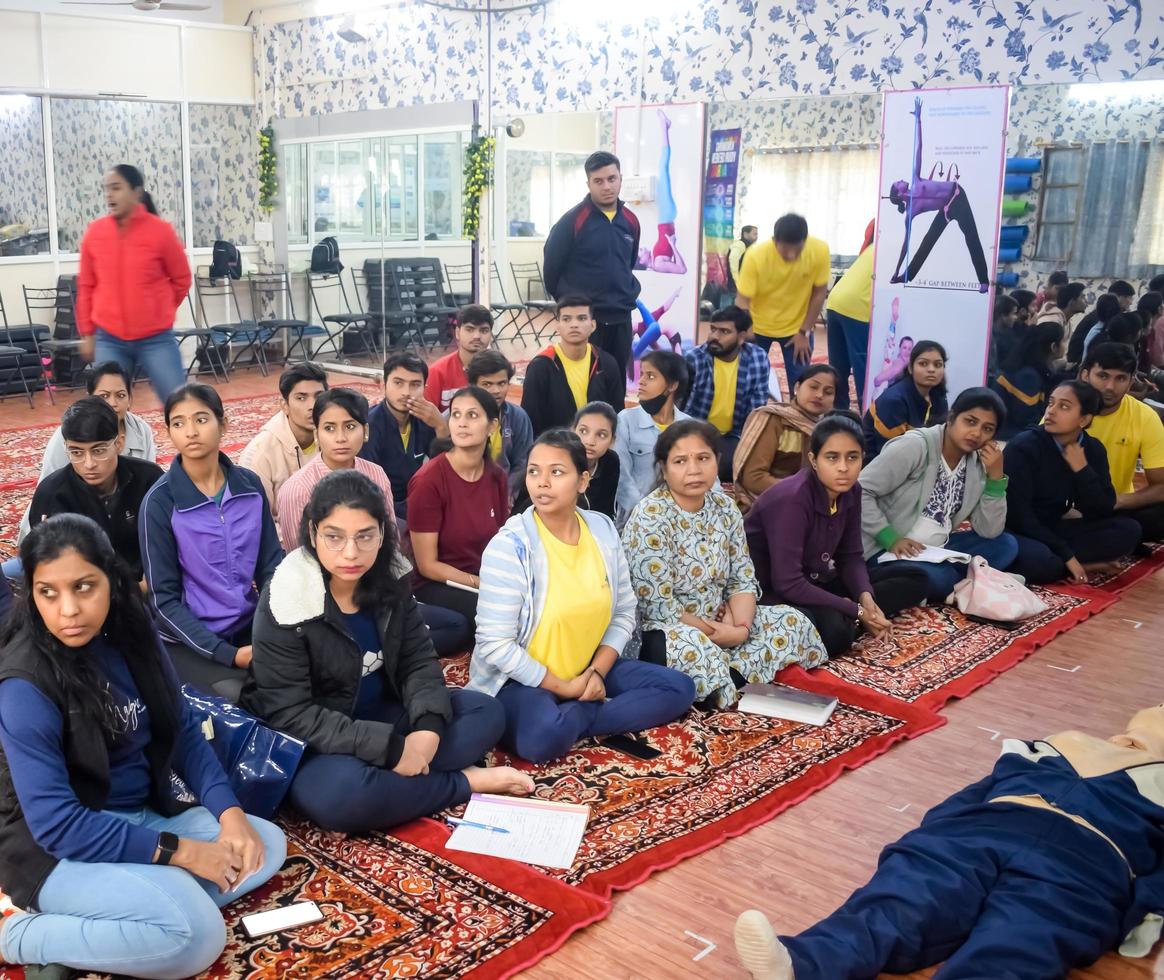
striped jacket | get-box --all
[683,342,771,438]
[467,508,636,696]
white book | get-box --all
[736,683,838,726]
[876,545,971,565]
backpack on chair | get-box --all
[210,240,241,280]
[310,236,343,274]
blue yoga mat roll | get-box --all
[1004,174,1032,194]
[997,271,1021,288]
[1005,157,1041,174]
[998,246,1021,264]
[999,225,1029,245]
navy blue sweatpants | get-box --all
[783,805,1132,980]
[288,688,504,833]
[496,657,695,763]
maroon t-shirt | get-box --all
[407,453,509,587]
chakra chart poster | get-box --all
[865,86,1010,407]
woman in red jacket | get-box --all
[77,164,192,400]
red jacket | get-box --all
[76,205,191,340]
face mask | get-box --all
[639,392,669,416]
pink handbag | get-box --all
[947,555,1047,622]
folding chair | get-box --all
[509,261,558,342]
[352,265,412,354]
[0,291,40,406]
[307,270,378,363]
[388,258,458,352]
[248,271,318,364]
[443,262,472,308]
[194,273,270,376]
[174,294,229,383]
[490,262,538,345]
[23,281,84,399]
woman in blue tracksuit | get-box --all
[991,319,1065,440]
[140,384,282,700]
[862,340,948,459]
[469,428,695,763]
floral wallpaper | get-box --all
[0,96,49,245]
[50,99,185,253]
[189,103,258,248]
[260,0,1164,119]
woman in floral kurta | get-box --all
[622,421,827,708]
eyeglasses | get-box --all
[65,440,118,463]
[318,530,382,553]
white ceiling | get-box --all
[0,0,227,24]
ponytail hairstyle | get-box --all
[6,515,164,743]
[113,164,157,216]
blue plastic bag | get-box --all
[181,685,305,819]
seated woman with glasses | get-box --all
[140,384,283,702]
[241,470,533,833]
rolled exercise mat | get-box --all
[999,226,1029,246]
[1002,199,1031,217]
[997,271,1020,288]
[1005,157,1041,174]
[997,246,1021,264]
[1004,174,1032,195]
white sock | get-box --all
[735,909,794,980]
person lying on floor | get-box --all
[28,396,163,587]
[1005,380,1141,585]
[622,420,827,709]
[0,515,286,980]
[140,384,283,702]
[734,703,1164,980]
[240,470,533,834]
[469,429,695,764]
[744,412,929,658]
[859,387,1018,605]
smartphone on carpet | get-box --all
[597,734,662,760]
[241,901,324,938]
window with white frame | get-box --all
[506,148,588,238]
[743,146,880,257]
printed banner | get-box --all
[702,128,742,291]
[865,86,1010,408]
[613,102,706,383]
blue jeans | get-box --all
[753,331,815,399]
[868,530,1020,604]
[496,657,696,764]
[287,687,505,833]
[825,310,869,411]
[0,806,286,979]
[95,327,187,402]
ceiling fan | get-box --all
[62,1,212,11]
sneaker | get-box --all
[734,910,794,980]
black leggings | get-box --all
[415,580,479,625]
[1010,516,1143,584]
[793,564,931,658]
[907,188,989,286]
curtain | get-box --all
[743,147,880,256]
[1129,141,1164,281]
[1074,139,1152,279]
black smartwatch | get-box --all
[155,831,179,866]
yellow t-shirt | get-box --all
[556,344,591,411]
[1086,396,1164,493]
[602,209,616,221]
[488,425,503,462]
[707,356,740,435]
[778,429,803,454]
[301,442,318,458]
[825,246,874,323]
[736,236,831,339]
[399,421,411,449]
[526,514,612,681]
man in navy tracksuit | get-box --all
[543,151,641,381]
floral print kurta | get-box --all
[622,487,827,707]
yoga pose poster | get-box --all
[865,85,1010,408]
[614,102,706,379]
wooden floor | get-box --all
[3,345,1162,979]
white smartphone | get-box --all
[241,901,324,938]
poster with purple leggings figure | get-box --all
[865,86,1010,409]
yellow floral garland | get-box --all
[258,123,278,214]
[463,135,495,240]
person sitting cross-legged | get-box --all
[29,396,163,587]
[1005,380,1142,585]
[469,429,695,764]
[735,704,1164,980]
[241,470,533,834]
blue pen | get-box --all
[447,816,510,835]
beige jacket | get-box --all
[238,411,312,521]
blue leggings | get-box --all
[496,657,695,764]
[657,134,676,224]
[869,529,1019,604]
[288,688,504,833]
[0,806,286,979]
[783,805,1131,980]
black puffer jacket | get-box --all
[240,548,452,770]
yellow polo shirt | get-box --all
[1087,396,1164,493]
[736,236,831,339]
[825,246,874,323]
[708,356,739,435]
[527,514,612,680]
[556,344,591,410]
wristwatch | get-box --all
[155,831,179,866]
